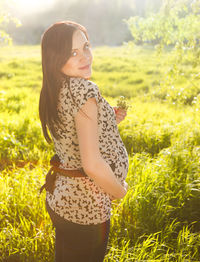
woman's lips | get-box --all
[79,64,90,70]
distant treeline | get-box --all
[7,0,162,46]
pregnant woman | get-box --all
[39,21,129,262]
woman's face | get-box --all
[62,29,93,79]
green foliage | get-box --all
[126,0,200,103]
[117,96,130,110]
[108,145,200,260]
[0,0,21,45]
[0,87,53,163]
[1,45,200,260]
[0,166,54,261]
[126,0,200,59]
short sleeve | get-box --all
[69,77,100,117]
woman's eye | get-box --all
[71,51,77,57]
[85,43,90,49]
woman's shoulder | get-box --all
[60,77,100,102]
[61,76,97,88]
[69,77,100,96]
[70,77,98,89]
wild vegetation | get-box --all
[1,44,200,261]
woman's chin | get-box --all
[64,69,92,79]
[80,71,92,80]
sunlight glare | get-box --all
[14,0,56,14]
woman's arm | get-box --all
[75,97,127,199]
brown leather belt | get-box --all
[52,166,87,177]
[39,154,87,195]
[39,154,115,195]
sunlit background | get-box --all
[13,0,56,14]
[1,0,200,261]
[5,0,161,46]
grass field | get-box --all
[1,44,200,261]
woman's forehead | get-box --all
[72,30,88,49]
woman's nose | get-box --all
[80,51,91,61]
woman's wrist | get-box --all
[109,183,127,200]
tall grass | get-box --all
[1,45,200,261]
[0,165,54,261]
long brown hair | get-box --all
[39,21,88,143]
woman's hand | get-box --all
[109,181,128,201]
[113,107,127,124]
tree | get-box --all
[125,0,200,104]
[0,0,21,45]
[127,0,200,60]
[126,0,200,65]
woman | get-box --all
[39,21,129,262]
